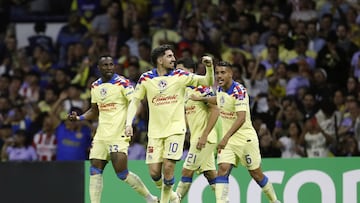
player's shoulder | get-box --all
[218,81,247,100]
[112,74,133,88]
[172,68,191,77]
[91,78,102,88]
[138,69,156,84]
[232,82,247,100]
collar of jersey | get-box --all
[98,74,118,84]
[152,68,175,77]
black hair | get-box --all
[176,57,195,70]
[98,55,113,65]
[217,61,233,68]
[150,44,174,66]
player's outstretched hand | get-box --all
[201,56,213,67]
[125,125,133,137]
[68,111,78,121]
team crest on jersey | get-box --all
[158,80,167,93]
[100,88,107,99]
[219,95,225,107]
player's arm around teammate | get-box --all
[213,62,280,203]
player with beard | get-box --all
[125,44,214,203]
[192,61,280,203]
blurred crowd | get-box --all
[1,0,360,162]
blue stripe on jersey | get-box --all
[138,68,190,84]
[91,74,132,88]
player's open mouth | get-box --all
[218,79,224,85]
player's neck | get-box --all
[223,81,232,92]
[156,66,172,76]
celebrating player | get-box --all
[174,57,219,200]
[68,55,158,203]
[125,44,214,203]
[192,61,280,203]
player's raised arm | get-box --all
[197,56,215,86]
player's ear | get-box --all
[157,58,163,65]
[227,66,233,76]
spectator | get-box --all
[1,129,37,161]
[90,1,121,36]
[27,21,54,55]
[287,37,316,70]
[316,31,349,89]
[275,121,304,158]
[337,99,360,138]
[32,113,57,161]
[104,17,129,58]
[310,68,333,102]
[305,21,326,52]
[125,23,150,58]
[62,84,89,114]
[0,124,12,151]
[289,0,317,26]
[285,63,310,97]
[299,117,333,157]
[18,71,40,104]
[56,11,88,67]
[350,50,360,79]
[299,91,318,121]
[258,122,281,158]
[151,12,181,49]
[336,23,359,62]
[70,0,101,29]
[55,107,92,161]
[0,74,10,97]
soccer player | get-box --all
[125,44,214,203]
[174,57,219,200]
[192,61,280,203]
[68,55,159,203]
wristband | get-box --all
[79,115,85,121]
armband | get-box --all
[79,115,85,121]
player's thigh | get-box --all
[163,134,185,161]
[235,141,261,170]
[146,137,164,164]
[109,139,130,172]
[111,152,128,173]
[89,140,110,161]
[217,144,238,167]
[183,142,216,172]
